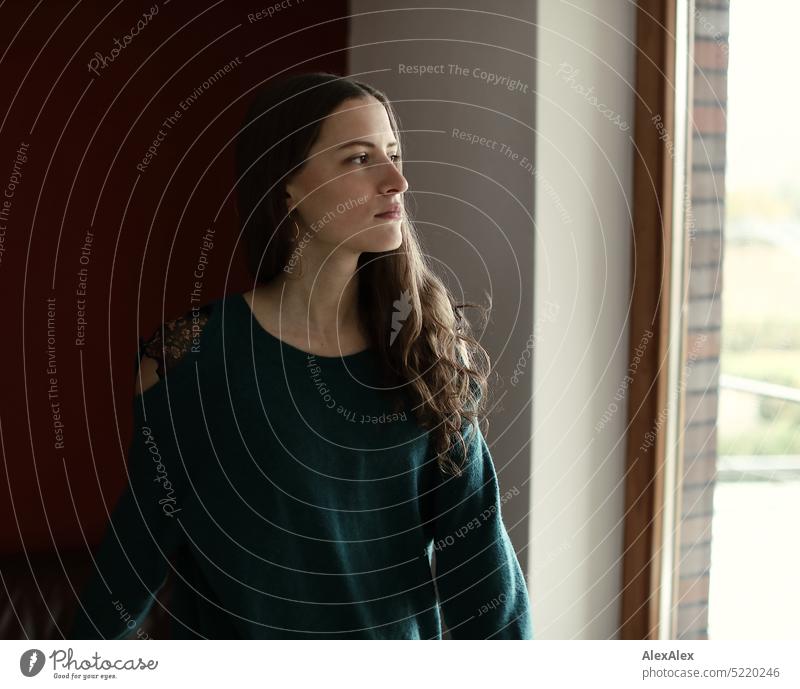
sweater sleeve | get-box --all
[68,345,190,640]
[427,422,533,639]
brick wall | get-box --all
[676,0,729,640]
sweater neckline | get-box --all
[232,291,375,364]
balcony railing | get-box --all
[717,374,800,480]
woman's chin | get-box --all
[366,223,403,251]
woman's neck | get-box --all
[248,276,370,356]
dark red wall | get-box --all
[0,0,349,553]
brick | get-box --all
[692,133,726,169]
[679,539,711,569]
[676,603,710,635]
[677,606,711,637]
[682,452,717,485]
[684,425,718,463]
[692,201,726,229]
[683,357,721,393]
[677,607,709,637]
[679,566,712,580]
[691,226,722,240]
[687,231,723,267]
[693,70,727,103]
[678,627,709,640]
[694,41,730,71]
[687,297,722,331]
[691,169,726,204]
[683,444,717,463]
[694,7,730,38]
[692,105,727,134]
[687,330,721,360]
[681,481,716,517]
[684,391,719,425]
[688,265,723,299]
[678,571,711,606]
[680,512,715,547]
[683,448,716,466]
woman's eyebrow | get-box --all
[335,140,399,150]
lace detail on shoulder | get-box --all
[138,304,214,380]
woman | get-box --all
[69,72,533,640]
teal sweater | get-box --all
[69,292,533,639]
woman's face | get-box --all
[284,95,408,254]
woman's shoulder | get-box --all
[137,295,230,384]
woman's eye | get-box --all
[350,153,402,164]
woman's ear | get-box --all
[284,176,299,215]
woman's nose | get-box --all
[380,159,408,194]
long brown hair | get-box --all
[234,71,491,476]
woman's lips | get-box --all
[375,210,402,220]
